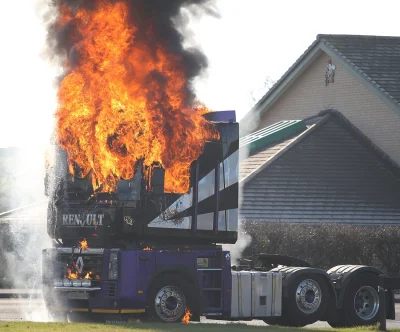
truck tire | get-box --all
[148,275,195,323]
[263,317,285,326]
[328,273,383,327]
[282,274,330,327]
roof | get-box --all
[239,135,299,181]
[240,120,306,157]
[240,113,325,183]
[239,110,400,224]
[240,34,400,136]
[321,34,400,103]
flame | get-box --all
[181,307,192,324]
[79,239,88,250]
[84,272,92,279]
[54,0,219,193]
[143,247,152,251]
[67,268,79,279]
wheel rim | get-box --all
[155,285,186,322]
[296,279,322,314]
[353,286,379,321]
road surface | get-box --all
[1,297,400,328]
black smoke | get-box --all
[47,0,218,105]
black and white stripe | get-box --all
[148,150,239,230]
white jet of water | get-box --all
[4,147,54,322]
[221,134,254,265]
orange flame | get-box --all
[181,307,192,324]
[67,268,79,279]
[55,0,219,193]
[79,239,88,251]
[84,272,92,279]
[143,247,152,251]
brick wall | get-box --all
[255,52,400,165]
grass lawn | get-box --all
[0,322,397,332]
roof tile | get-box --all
[320,34,400,103]
[240,110,400,224]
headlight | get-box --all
[72,279,82,287]
[63,278,72,287]
[108,251,119,280]
[54,279,63,287]
[82,279,91,287]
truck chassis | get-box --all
[42,246,394,327]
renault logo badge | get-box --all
[76,257,84,273]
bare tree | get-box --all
[248,76,276,109]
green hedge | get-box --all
[242,221,400,277]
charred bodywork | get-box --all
[45,111,239,247]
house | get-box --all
[239,109,400,224]
[240,34,400,166]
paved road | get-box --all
[1,298,400,328]
[0,298,50,322]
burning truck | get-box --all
[45,109,239,248]
[42,0,394,327]
[42,109,396,327]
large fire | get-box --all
[55,0,219,193]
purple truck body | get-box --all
[117,249,232,316]
[44,247,232,318]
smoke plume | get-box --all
[222,139,253,264]
[44,0,220,193]
[47,0,217,104]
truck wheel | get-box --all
[283,274,330,327]
[263,317,285,326]
[148,275,194,323]
[328,273,382,327]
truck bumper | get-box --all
[44,286,146,315]
[52,307,146,314]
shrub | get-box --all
[242,221,400,276]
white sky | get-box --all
[1,0,400,148]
